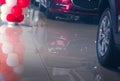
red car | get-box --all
[39,0,99,19]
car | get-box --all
[96,0,120,68]
[39,0,99,19]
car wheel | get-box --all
[96,8,119,68]
[45,1,55,19]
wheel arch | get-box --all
[98,0,110,17]
[99,0,118,32]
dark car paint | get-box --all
[71,0,99,10]
[40,0,101,16]
[108,0,120,48]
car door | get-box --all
[72,0,99,10]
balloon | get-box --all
[1,4,11,14]
[0,0,29,23]
[6,0,17,6]
[6,53,19,67]
[2,42,13,54]
[13,65,24,74]
[6,14,15,22]
[17,0,30,8]
[0,0,5,4]
[11,5,22,17]
[0,14,7,22]
[16,15,24,22]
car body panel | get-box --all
[113,0,120,48]
[39,0,100,15]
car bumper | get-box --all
[49,3,98,16]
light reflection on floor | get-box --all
[0,9,119,81]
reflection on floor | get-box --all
[0,9,119,81]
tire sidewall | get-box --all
[96,8,114,66]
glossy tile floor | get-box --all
[0,9,120,81]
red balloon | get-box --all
[17,0,30,8]
[16,15,24,22]
[0,0,5,4]
[11,6,22,17]
[7,14,15,22]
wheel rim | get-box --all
[98,14,111,56]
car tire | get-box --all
[96,8,120,68]
[45,1,55,19]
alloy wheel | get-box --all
[98,14,111,56]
